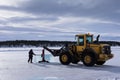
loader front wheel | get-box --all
[59,53,71,65]
[82,53,96,67]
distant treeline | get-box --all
[99,41,120,46]
[0,40,75,47]
[0,40,120,47]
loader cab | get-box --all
[75,33,93,52]
[76,33,93,46]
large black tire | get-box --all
[59,52,71,65]
[96,61,105,65]
[82,53,96,67]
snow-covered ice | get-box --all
[0,47,120,80]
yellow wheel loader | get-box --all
[43,33,113,67]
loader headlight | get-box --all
[101,47,105,54]
[101,46,111,54]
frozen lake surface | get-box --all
[0,47,120,80]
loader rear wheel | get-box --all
[82,53,96,67]
[96,61,105,65]
[59,52,71,65]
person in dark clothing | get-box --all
[28,49,36,63]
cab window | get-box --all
[86,36,92,43]
[77,36,84,45]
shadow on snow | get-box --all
[33,62,120,74]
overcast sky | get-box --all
[0,0,120,41]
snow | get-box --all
[0,47,120,80]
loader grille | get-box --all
[103,46,111,54]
